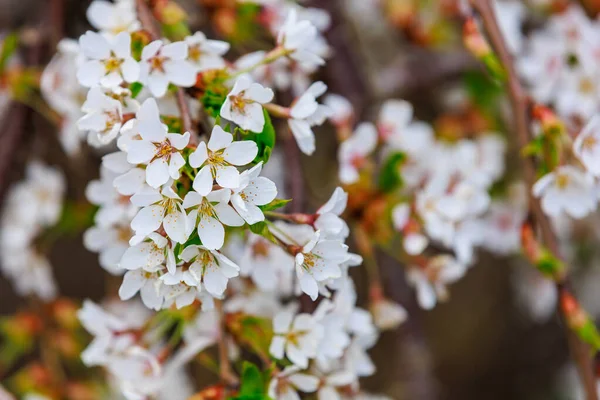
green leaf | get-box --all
[239,362,264,396]
[130,82,144,98]
[161,22,192,42]
[463,70,502,110]
[378,152,406,193]
[244,110,276,164]
[0,33,18,73]
[259,198,291,212]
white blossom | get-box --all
[231,162,278,225]
[288,81,330,155]
[295,231,348,300]
[183,189,245,250]
[86,0,140,36]
[220,76,274,133]
[185,32,230,73]
[77,31,139,88]
[338,123,378,184]
[269,310,324,368]
[189,125,258,195]
[139,40,197,98]
[532,166,597,219]
[127,98,190,188]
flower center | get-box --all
[104,56,124,74]
[103,111,121,133]
[189,45,202,62]
[555,173,570,190]
[229,92,251,115]
[582,135,598,151]
[149,56,167,73]
[579,77,595,94]
[252,240,270,257]
[154,141,176,160]
[198,198,217,219]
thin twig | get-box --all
[216,301,239,388]
[135,0,197,140]
[471,1,599,398]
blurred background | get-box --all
[0,0,593,399]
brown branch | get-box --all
[215,301,239,389]
[135,0,197,140]
[471,1,598,398]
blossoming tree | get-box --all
[3,0,600,399]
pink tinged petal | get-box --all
[215,165,240,188]
[77,60,105,87]
[208,126,233,151]
[131,205,164,235]
[121,58,140,83]
[223,141,258,165]
[203,268,228,296]
[119,270,145,299]
[168,132,191,150]
[164,60,197,87]
[79,31,111,60]
[168,152,186,179]
[189,142,208,168]
[214,203,245,227]
[161,41,188,59]
[286,342,309,368]
[192,165,214,196]
[127,140,157,164]
[198,216,225,250]
[269,336,286,359]
[247,83,274,104]
[163,209,189,244]
[141,40,163,61]
[146,158,171,188]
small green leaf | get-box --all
[259,198,291,212]
[379,152,406,193]
[239,362,264,396]
[0,33,18,73]
[161,22,192,42]
[130,82,144,98]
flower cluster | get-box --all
[328,94,519,309]
[32,0,397,398]
[0,161,65,300]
